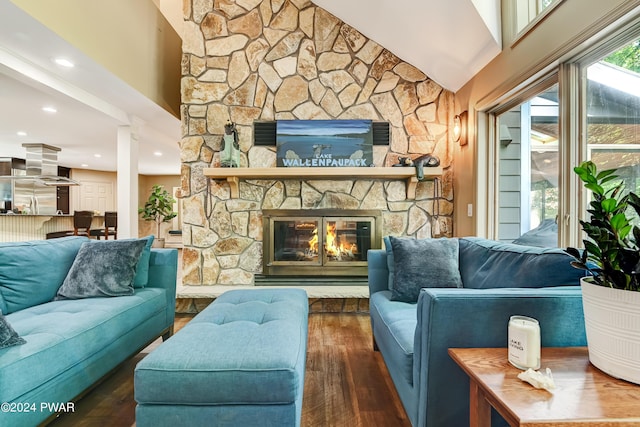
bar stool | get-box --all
[92,211,117,240]
[70,211,94,237]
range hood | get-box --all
[0,144,78,214]
[0,144,79,186]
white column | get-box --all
[117,120,141,238]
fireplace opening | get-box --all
[262,209,382,278]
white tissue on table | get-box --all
[517,367,555,391]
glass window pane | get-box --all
[497,85,559,246]
[586,38,640,221]
[515,0,560,34]
[324,219,372,262]
[273,219,319,263]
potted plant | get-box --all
[565,160,640,384]
[138,185,177,248]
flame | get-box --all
[325,223,357,259]
[306,222,359,261]
[325,223,340,256]
[308,228,318,253]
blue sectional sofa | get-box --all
[0,236,177,427]
[368,237,588,427]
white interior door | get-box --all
[76,180,115,213]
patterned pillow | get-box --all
[0,312,25,349]
[55,239,146,300]
[389,237,463,302]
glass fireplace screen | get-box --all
[270,216,375,267]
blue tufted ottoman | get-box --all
[134,288,308,427]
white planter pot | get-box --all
[152,238,165,248]
[581,277,640,384]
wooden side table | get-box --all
[449,347,640,427]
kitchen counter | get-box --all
[0,214,104,242]
[0,213,73,216]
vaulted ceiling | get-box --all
[312,0,501,91]
[0,0,502,174]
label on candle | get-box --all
[508,315,540,370]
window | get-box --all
[497,85,559,244]
[585,38,640,212]
[491,35,640,247]
[514,0,563,36]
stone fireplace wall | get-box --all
[180,0,455,286]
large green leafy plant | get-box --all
[138,185,177,238]
[565,161,640,291]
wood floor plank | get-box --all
[49,313,410,427]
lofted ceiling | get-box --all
[312,0,502,91]
[0,0,501,175]
[0,0,181,175]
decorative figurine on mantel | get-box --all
[220,120,240,167]
[393,153,440,180]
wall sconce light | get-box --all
[499,124,513,145]
[453,111,468,146]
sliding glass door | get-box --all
[496,85,559,245]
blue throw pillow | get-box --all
[133,235,154,288]
[0,237,87,314]
[458,237,586,289]
[389,237,463,303]
[55,239,146,300]
[0,312,25,349]
[383,236,395,290]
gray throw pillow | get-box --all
[55,239,146,300]
[0,312,26,349]
[389,237,463,303]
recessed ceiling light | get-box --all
[94,154,102,158]
[17,131,27,136]
[153,151,163,156]
[54,58,75,68]
[42,106,57,113]
[81,164,89,168]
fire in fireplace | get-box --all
[262,209,382,277]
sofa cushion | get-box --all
[0,312,25,349]
[56,239,146,300]
[0,288,166,403]
[389,237,463,302]
[459,237,586,289]
[370,291,416,385]
[133,235,154,288]
[0,237,87,314]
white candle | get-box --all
[508,315,540,370]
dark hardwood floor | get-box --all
[50,313,410,427]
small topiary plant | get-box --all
[138,185,177,239]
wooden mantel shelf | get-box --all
[203,166,442,200]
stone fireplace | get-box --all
[179,0,455,289]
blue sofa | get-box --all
[0,236,177,427]
[368,237,588,427]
